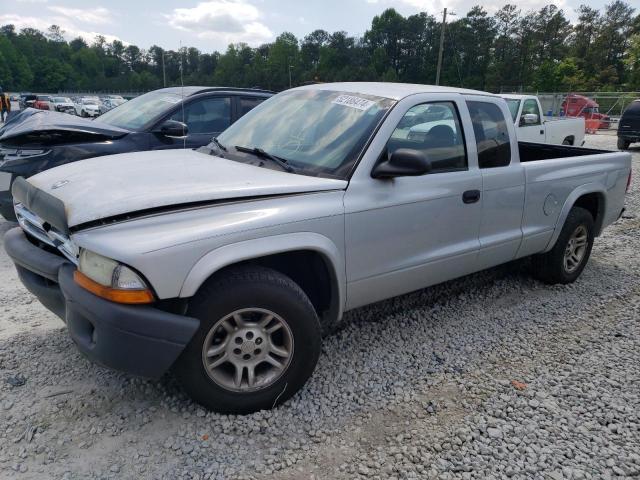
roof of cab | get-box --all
[152,86,274,96]
[500,94,536,100]
[293,82,496,101]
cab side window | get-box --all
[521,99,541,125]
[239,97,265,117]
[467,101,512,169]
[171,96,231,134]
[386,101,467,174]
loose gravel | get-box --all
[0,134,638,480]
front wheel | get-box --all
[531,206,594,284]
[617,138,630,150]
[173,266,321,414]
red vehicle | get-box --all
[33,95,52,110]
[561,94,610,129]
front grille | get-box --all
[15,203,79,264]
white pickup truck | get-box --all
[501,94,585,146]
[5,83,631,414]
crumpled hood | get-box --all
[27,149,347,227]
[0,108,129,143]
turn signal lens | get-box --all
[74,270,155,304]
[76,249,154,304]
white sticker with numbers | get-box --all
[331,95,376,111]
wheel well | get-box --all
[573,192,604,234]
[563,136,575,145]
[206,250,339,327]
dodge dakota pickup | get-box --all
[5,83,631,414]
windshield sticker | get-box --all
[332,95,376,111]
[160,96,181,104]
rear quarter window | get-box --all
[622,102,640,118]
[466,101,512,169]
[240,97,266,117]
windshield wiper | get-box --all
[211,137,227,152]
[234,145,295,173]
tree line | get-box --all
[1,2,639,94]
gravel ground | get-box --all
[0,134,638,480]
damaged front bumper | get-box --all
[4,227,200,378]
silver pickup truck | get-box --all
[5,83,631,414]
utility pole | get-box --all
[162,52,167,87]
[289,64,293,89]
[435,8,447,86]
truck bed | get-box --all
[519,142,609,163]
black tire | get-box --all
[173,266,321,414]
[531,206,594,284]
[617,138,630,150]
[562,137,573,145]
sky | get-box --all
[4,0,616,52]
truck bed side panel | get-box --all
[517,152,630,258]
[543,117,585,146]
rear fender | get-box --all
[542,184,605,252]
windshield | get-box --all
[214,89,395,179]
[83,99,98,105]
[505,99,520,122]
[53,97,71,103]
[98,91,181,130]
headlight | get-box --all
[75,249,154,304]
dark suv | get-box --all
[618,100,640,150]
[0,86,272,220]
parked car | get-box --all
[0,86,272,220]
[617,99,640,150]
[100,97,126,113]
[10,94,20,102]
[4,83,631,414]
[33,95,53,111]
[19,93,37,110]
[51,96,76,114]
[561,94,610,129]
[501,95,585,145]
[75,97,102,117]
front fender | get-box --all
[542,183,605,252]
[179,232,346,319]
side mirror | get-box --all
[155,119,188,138]
[371,148,432,179]
[521,113,539,125]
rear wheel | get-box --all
[531,207,594,284]
[617,138,630,150]
[173,266,321,414]
[562,137,573,145]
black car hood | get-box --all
[0,108,129,145]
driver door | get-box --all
[518,98,545,143]
[343,96,482,310]
[152,96,232,150]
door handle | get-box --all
[462,190,481,204]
